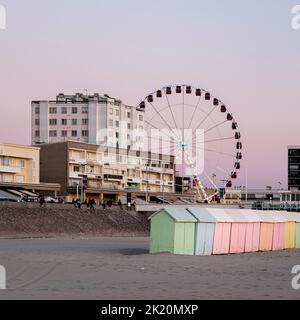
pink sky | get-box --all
[0,0,299,188]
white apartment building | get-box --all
[32,93,145,150]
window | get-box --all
[109,119,113,126]
[35,119,39,125]
[82,119,88,125]
[61,130,67,137]
[127,123,131,130]
[73,166,80,172]
[49,119,57,125]
[115,121,119,127]
[20,160,25,168]
[49,130,57,137]
[62,119,67,125]
[2,157,9,166]
[82,130,89,137]
[82,107,88,114]
[116,132,119,138]
[16,175,25,183]
[71,130,77,137]
[35,107,40,114]
[109,108,113,115]
[72,119,77,125]
[61,107,67,114]
[116,110,120,116]
[127,112,131,118]
[49,107,57,114]
[72,107,77,114]
[35,130,40,137]
[139,115,143,121]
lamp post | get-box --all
[78,160,88,203]
[145,162,150,203]
[76,183,79,199]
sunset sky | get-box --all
[0,0,299,188]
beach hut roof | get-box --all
[254,211,288,223]
[279,212,300,222]
[187,207,238,223]
[149,207,197,222]
[233,209,263,222]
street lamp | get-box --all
[78,160,88,203]
[145,161,150,203]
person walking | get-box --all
[118,199,122,210]
[76,198,82,209]
[39,196,45,207]
[89,199,95,211]
[72,198,77,208]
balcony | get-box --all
[127,177,142,184]
[104,174,123,181]
[0,166,22,174]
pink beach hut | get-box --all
[225,209,262,253]
[223,210,248,254]
[269,211,286,251]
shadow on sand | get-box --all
[120,248,149,256]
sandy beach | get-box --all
[0,237,299,300]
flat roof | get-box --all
[38,140,175,160]
[0,143,40,151]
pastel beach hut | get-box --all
[149,207,196,255]
[287,213,300,249]
[269,211,286,251]
[284,213,296,249]
[257,211,276,252]
[225,209,262,253]
[187,207,235,255]
[185,207,215,255]
[224,210,248,254]
[276,212,297,249]
[256,211,286,251]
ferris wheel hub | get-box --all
[179,141,188,150]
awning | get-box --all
[0,189,20,201]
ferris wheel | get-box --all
[137,84,242,202]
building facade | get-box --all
[0,144,40,184]
[0,143,60,199]
[39,141,175,202]
[32,93,145,150]
[288,146,300,191]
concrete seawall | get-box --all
[0,202,150,238]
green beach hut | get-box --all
[149,207,196,255]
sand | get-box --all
[0,237,299,300]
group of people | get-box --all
[71,198,136,211]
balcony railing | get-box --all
[0,166,22,174]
